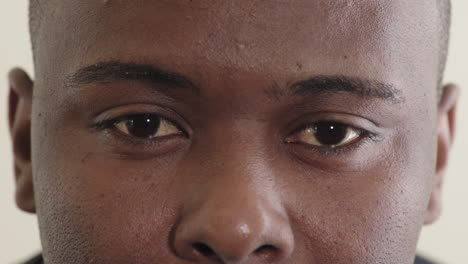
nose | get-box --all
[173,191,294,263]
[173,167,294,263]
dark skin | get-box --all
[8,0,460,263]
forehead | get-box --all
[38,0,440,101]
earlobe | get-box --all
[8,68,35,213]
[424,84,460,225]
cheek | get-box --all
[288,180,426,263]
[284,145,434,263]
[32,121,181,263]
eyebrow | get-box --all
[67,61,403,103]
[289,75,404,103]
[65,61,201,95]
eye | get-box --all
[286,121,362,148]
[113,114,182,139]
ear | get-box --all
[8,68,35,213]
[424,84,460,225]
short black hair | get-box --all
[28,0,452,92]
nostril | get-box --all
[254,244,278,258]
[255,244,276,253]
[192,242,216,257]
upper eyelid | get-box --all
[285,110,382,131]
[94,110,379,141]
[99,116,372,137]
[93,113,177,131]
[96,114,187,147]
[286,123,379,157]
[292,120,368,136]
[287,109,383,127]
[92,114,379,155]
[115,114,170,124]
[91,102,191,129]
[286,121,379,151]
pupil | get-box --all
[314,122,347,146]
[126,114,161,138]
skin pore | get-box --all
[8,0,459,263]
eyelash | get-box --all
[92,114,379,156]
[92,113,187,147]
[287,122,379,156]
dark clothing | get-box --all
[23,254,437,264]
[23,254,43,264]
[415,255,438,264]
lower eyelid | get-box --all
[104,127,186,148]
[290,134,374,157]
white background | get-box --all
[0,1,466,263]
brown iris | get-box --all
[313,122,348,146]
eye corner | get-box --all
[91,117,117,131]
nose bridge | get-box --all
[189,120,282,234]
[185,118,279,205]
[173,121,294,262]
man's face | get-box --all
[25,0,445,263]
